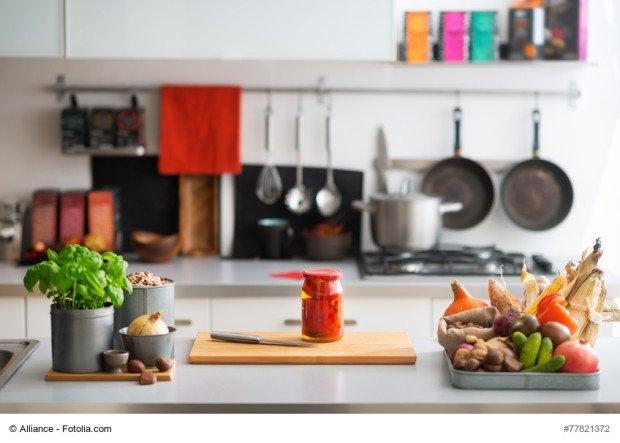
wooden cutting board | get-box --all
[189,332,416,364]
[45,365,174,381]
[179,175,220,255]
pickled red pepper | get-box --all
[301,269,343,342]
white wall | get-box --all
[1,1,619,261]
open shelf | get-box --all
[62,146,146,157]
[390,60,597,67]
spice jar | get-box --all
[300,268,343,342]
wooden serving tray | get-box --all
[45,365,174,381]
[189,331,416,365]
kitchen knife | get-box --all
[374,127,390,193]
[210,331,314,348]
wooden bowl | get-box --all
[131,231,179,263]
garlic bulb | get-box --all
[127,310,169,336]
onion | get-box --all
[127,310,169,336]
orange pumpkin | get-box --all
[444,280,488,316]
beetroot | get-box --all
[554,339,599,373]
[493,309,521,337]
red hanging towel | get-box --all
[159,85,241,175]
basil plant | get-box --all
[24,245,132,310]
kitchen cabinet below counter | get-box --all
[2,337,619,413]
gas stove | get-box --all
[358,245,553,278]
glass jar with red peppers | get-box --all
[300,268,343,342]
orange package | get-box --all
[405,11,431,63]
[87,190,118,252]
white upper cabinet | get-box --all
[65,0,394,60]
[0,0,63,57]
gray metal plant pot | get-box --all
[114,280,175,348]
[50,304,114,373]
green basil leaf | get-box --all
[47,249,60,263]
[106,286,124,307]
[23,268,39,292]
[84,271,104,297]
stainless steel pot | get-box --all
[352,193,462,251]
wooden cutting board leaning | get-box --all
[189,331,416,364]
[45,365,174,381]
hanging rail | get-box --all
[50,75,581,105]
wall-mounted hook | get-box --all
[265,89,273,113]
[317,76,326,105]
[568,81,581,108]
[296,90,303,115]
[55,74,66,102]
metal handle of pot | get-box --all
[439,201,463,213]
[351,200,376,212]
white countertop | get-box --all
[1,256,619,299]
[0,256,580,298]
[1,337,618,413]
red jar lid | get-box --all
[302,268,343,281]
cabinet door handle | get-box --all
[284,319,357,326]
[174,319,193,326]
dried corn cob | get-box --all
[525,274,567,314]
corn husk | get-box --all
[603,302,620,321]
[581,279,607,346]
[565,261,577,282]
[569,238,603,292]
[566,269,603,343]
[520,262,539,308]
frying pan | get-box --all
[501,109,573,231]
[422,107,494,229]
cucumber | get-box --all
[536,337,553,365]
[523,355,566,373]
[520,332,542,369]
[512,331,528,355]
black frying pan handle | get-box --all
[453,106,462,157]
[532,108,541,158]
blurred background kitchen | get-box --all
[1,0,619,274]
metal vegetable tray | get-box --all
[444,351,599,390]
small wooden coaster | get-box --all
[45,364,174,381]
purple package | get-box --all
[579,0,587,60]
[441,12,468,62]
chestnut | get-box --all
[139,371,157,385]
[155,357,174,372]
[127,359,146,374]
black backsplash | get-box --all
[232,164,363,258]
[91,156,179,251]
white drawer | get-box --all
[211,295,432,338]
[173,298,210,338]
[0,296,26,338]
[26,295,51,338]
[346,296,432,338]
